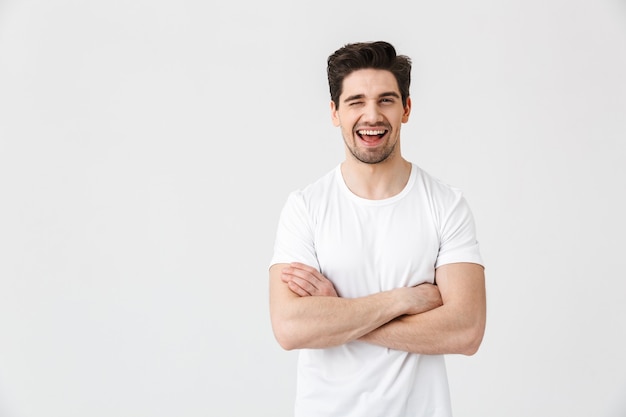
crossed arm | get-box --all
[269,262,486,355]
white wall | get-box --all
[1,1,625,416]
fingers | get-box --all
[286,275,319,296]
[282,264,324,284]
[289,262,315,271]
[281,263,339,297]
[287,280,312,297]
[288,262,324,281]
[281,266,321,296]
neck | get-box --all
[340,156,412,200]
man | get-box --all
[269,41,486,417]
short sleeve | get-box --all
[269,191,320,270]
[435,191,483,269]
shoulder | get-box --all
[411,164,464,203]
[288,165,341,207]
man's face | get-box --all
[331,69,411,165]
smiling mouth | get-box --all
[356,129,388,142]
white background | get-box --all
[1,0,625,416]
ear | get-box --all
[330,101,341,127]
[402,96,412,123]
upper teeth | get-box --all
[359,130,385,135]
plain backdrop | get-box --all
[1,0,625,416]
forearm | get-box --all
[359,304,484,355]
[271,286,408,350]
[360,263,486,355]
[270,262,450,351]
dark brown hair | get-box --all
[327,41,412,109]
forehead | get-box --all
[340,69,400,98]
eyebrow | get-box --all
[343,91,401,103]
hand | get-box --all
[281,262,338,297]
[400,283,443,315]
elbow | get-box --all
[459,322,485,356]
[273,318,329,351]
[274,334,298,351]
[271,320,301,351]
[460,335,482,356]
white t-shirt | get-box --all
[270,163,483,417]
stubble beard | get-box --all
[344,130,398,165]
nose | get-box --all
[361,101,383,124]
